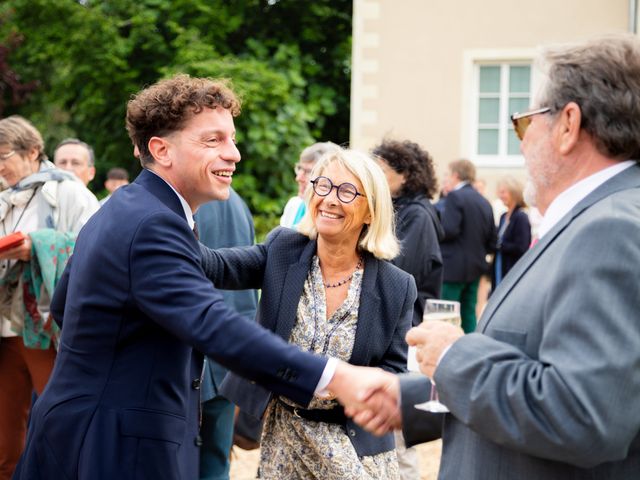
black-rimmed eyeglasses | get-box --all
[511,107,551,141]
[310,176,366,204]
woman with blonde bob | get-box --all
[200,147,415,479]
[491,175,531,289]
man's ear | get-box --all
[556,102,582,155]
[148,136,172,167]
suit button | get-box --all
[192,378,201,390]
[194,435,203,447]
[348,429,356,437]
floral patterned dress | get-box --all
[258,256,399,479]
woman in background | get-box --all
[492,176,531,289]
[280,142,340,229]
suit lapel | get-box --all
[135,169,186,221]
[350,254,380,365]
[479,163,640,332]
[274,240,317,340]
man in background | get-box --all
[195,188,258,480]
[99,167,129,206]
[439,159,495,332]
[53,138,96,187]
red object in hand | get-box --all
[0,232,27,253]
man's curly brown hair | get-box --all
[126,74,241,166]
[372,139,438,199]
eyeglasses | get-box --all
[294,164,314,176]
[511,107,551,141]
[310,176,366,204]
[0,151,16,162]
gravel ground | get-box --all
[229,439,442,479]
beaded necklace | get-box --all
[322,255,363,288]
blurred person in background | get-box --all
[53,138,96,187]
[202,148,415,479]
[280,141,340,229]
[373,138,444,480]
[99,167,130,206]
[439,159,496,333]
[0,116,98,479]
[491,176,531,290]
[195,188,258,480]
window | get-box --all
[476,63,531,159]
[461,49,537,167]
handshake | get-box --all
[325,320,464,435]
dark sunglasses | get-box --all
[310,176,366,204]
[510,107,551,141]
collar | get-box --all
[538,160,635,239]
[453,181,468,191]
[146,169,195,229]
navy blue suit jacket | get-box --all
[440,184,496,283]
[200,227,416,456]
[491,207,531,285]
[14,169,326,480]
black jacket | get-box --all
[392,194,444,326]
[440,184,496,283]
[491,207,531,287]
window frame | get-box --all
[461,48,541,168]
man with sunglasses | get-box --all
[354,34,640,480]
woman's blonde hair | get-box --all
[297,148,399,260]
[497,175,526,209]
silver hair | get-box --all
[538,33,640,159]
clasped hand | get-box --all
[333,320,463,436]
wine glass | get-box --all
[408,299,461,413]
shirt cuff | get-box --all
[314,357,339,394]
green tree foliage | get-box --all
[0,0,351,236]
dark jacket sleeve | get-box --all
[199,228,288,291]
[399,373,444,447]
[499,209,531,256]
[440,190,464,241]
[379,272,416,375]
[393,201,443,324]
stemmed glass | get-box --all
[407,299,461,413]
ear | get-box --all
[556,102,582,155]
[88,166,96,182]
[26,147,40,163]
[148,136,172,167]
[364,212,372,225]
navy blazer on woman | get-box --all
[200,227,417,457]
[491,207,531,287]
[14,170,327,480]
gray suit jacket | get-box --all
[403,163,640,479]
